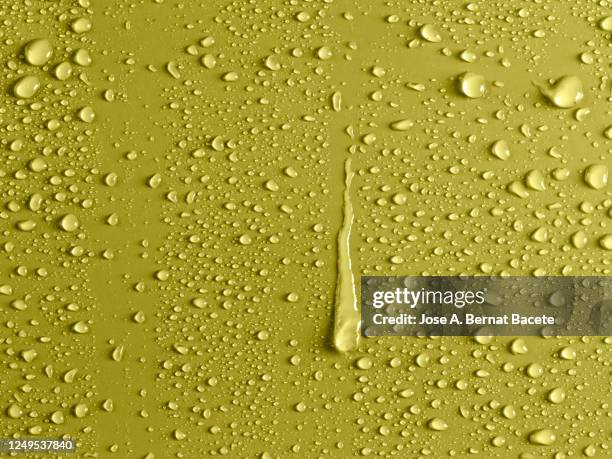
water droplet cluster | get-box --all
[0,0,610,457]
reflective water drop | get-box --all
[201,54,216,69]
[316,46,332,60]
[54,62,73,80]
[539,76,584,108]
[528,429,556,445]
[24,39,53,66]
[571,231,588,249]
[599,234,612,251]
[427,418,448,431]
[71,17,92,33]
[60,214,80,232]
[419,24,442,43]
[78,106,96,123]
[390,119,414,131]
[491,140,510,160]
[457,72,486,98]
[583,164,608,189]
[599,16,612,31]
[547,388,566,404]
[525,169,546,191]
[355,357,372,370]
[13,75,40,98]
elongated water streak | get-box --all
[333,158,359,352]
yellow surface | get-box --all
[0,0,610,457]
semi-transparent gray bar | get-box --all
[361,276,611,336]
[0,438,76,454]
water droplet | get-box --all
[599,16,612,31]
[73,48,92,66]
[54,62,73,80]
[599,234,612,251]
[571,231,588,249]
[71,17,92,33]
[13,75,40,98]
[528,429,556,445]
[78,106,96,123]
[525,169,546,191]
[73,403,89,418]
[148,174,162,188]
[355,357,372,370]
[390,119,414,131]
[201,54,216,69]
[510,338,528,354]
[427,418,448,431]
[23,38,53,66]
[583,164,608,189]
[547,388,566,404]
[316,46,332,60]
[490,140,510,160]
[264,55,280,71]
[530,227,548,243]
[60,214,80,232]
[539,76,584,108]
[286,292,299,303]
[457,72,486,98]
[7,404,24,419]
[419,24,442,43]
[559,346,576,360]
[526,362,544,378]
[459,49,477,62]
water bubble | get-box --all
[530,227,548,243]
[559,346,576,360]
[200,54,216,69]
[286,292,299,303]
[355,357,373,370]
[264,55,280,71]
[21,349,37,362]
[526,363,544,378]
[457,72,486,98]
[539,76,584,108]
[73,48,92,66]
[459,49,477,62]
[525,169,546,191]
[148,174,162,188]
[390,119,414,131]
[54,62,73,80]
[264,180,279,191]
[12,75,40,98]
[73,403,89,418]
[419,24,442,43]
[510,338,528,354]
[547,388,566,404]
[528,429,556,445]
[78,106,96,123]
[583,164,608,189]
[599,16,612,31]
[71,18,92,33]
[599,234,612,251]
[200,36,215,47]
[316,46,332,60]
[50,411,65,424]
[60,214,80,232]
[6,404,24,419]
[24,39,53,66]
[490,140,510,160]
[72,321,89,334]
[427,418,448,431]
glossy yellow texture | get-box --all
[0,1,610,458]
